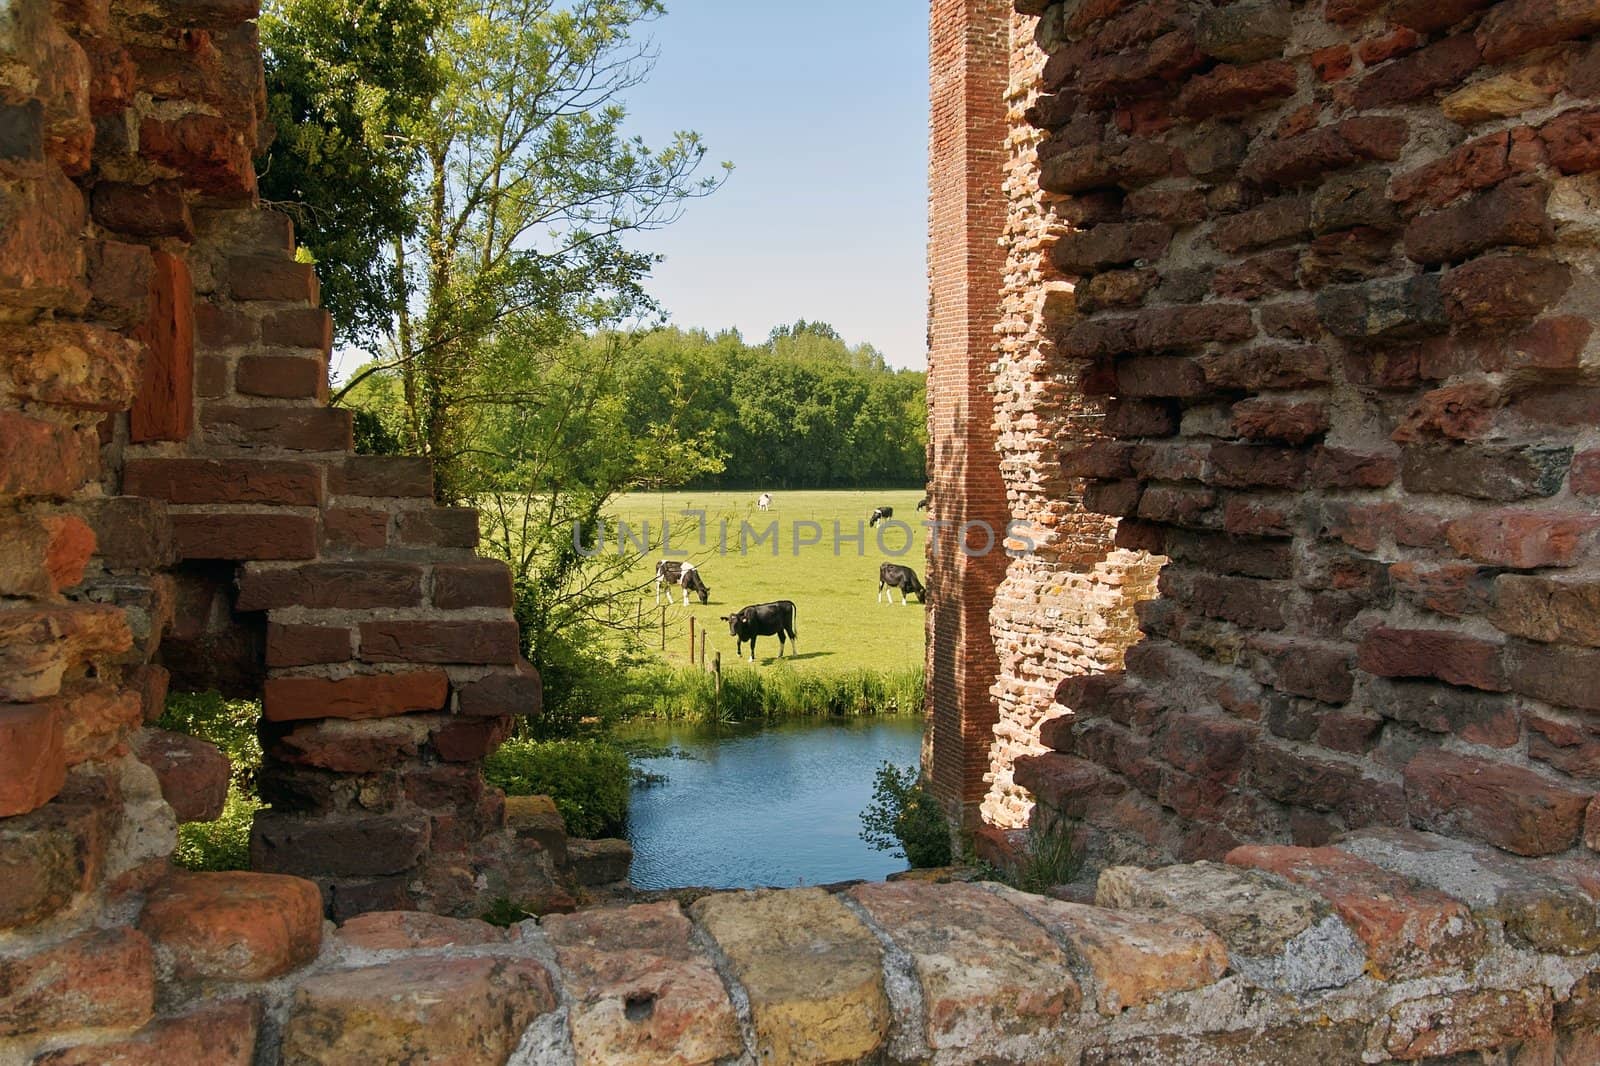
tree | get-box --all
[259,0,444,341]
[363,0,728,502]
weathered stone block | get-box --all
[140,870,323,981]
[1404,748,1590,856]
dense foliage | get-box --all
[483,738,633,838]
[859,761,952,869]
[157,692,266,872]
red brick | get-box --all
[1506,640,1600,711]
[359,620,520,665]
[33,1000,261,1066]
[130,251,195,443]
[1404,748,1590,856]
[1445,510,1600,568]
[86,496,175,570]
[90,180,193,240]
[431,715,515,761]
[1352,33,1480,109]
[0,410,98,500]
[261,307,333,351]
[194,302,256,347]
[0,704,65,817]
[1211,249,1300,299]
[1388,0,1495,32]
[53,681,143,767]
[1401,444,1570,501]
[0,604,132,703]
[262,670,450,722]
[1358,626,1507,691]
[133,729,231,822]
[1227,845,1483,978]
[395,507,480,548]
[323,506,388,550]
[1389,561,1494,619]
[1246,636,1356,703]
[1527,714,1600,778]
[432,560,514,609]
[123,457,322,506]
[1574,451,1600,494]
[1240,117,1409,187]
[86,239,154,326]
[0,928,154,1037]
[1403,177,1550,265]
[1541,106,1600,173]
[250,810,432,878]
[1177,60,1297,119]
[1390,128,1545,211]
[238,562,425,611]
[171,512,318,561]
[227,254,318,303]
[269,718,425,773]
[140,871,323,981]
[236,354,326,400]
[1311,44,1352,80]
[1307,448,1397,489]
[1052,222,1172,274]
[201,405,353,451]
[1392,383,1498,443]
[1231,399,1328,444]
[1245,738,1404,825]
[455,661,543,718]
[1,320,144,411]
[1479,0,1600,64]
[1212,195,1310,253]
[266,623,353,668]
[1357,26,1421,64]
[1442,254,1571,328]
[138,113,254,199]
[328,455,434,497]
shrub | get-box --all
[173,785,262,871]
[1016,816,1083,894]
[483,738,631,839]
[859,761,952,868]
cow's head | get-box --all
[696,584,710,605]
[720,611,742,637]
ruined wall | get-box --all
[982,12,1163,830]
[926,0,1016,825]
[1010,0,1600,873]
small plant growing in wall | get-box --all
[859,761,953,869]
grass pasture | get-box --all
[604,489,929,676]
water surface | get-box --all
[621,716,923,890]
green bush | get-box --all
[173,784,262,871]
[859,761,952,869]
[483,738,631,839]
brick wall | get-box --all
[926,0,1015,825]
[1009,0,1600,872]
[0,0,550,927]
[981,11,1165,830]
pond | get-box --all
[620,716,925,890]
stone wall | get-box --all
[981,11,1164,830]
[1009,0,1600,874]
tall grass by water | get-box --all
[624,662,925,724]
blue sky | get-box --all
[622,1,930,369]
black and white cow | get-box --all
[654,560,710,605]
[877,563,925,605]
[757,493,772,511]
[868,505,894,527]
[722,600,798,662]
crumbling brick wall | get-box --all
[982,11,1164,830]
[1007,0,1600,872]
[0,0,548,930]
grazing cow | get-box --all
[654,560,710,605]
[722,600,798,662]
[868,506,894,527]
[757,493,772,511]
[915,495,929,512]
[878,563,926,605]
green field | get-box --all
[605,489,929,675]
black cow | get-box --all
[868,506,894,527]
[915,495,930,512]
[654,560,710,605]
[878,563,926,605]
[722,600,798,662]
